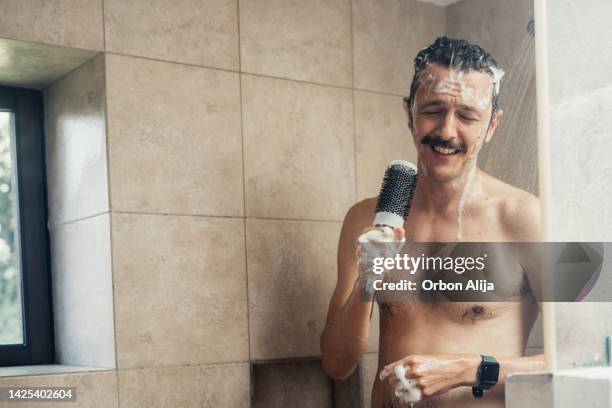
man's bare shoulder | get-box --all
[483,174,541,241]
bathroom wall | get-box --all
[0,0,442,406]
[0,0,543,406]
[545,0,612,370]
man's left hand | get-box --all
[380,354,482,399]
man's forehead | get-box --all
[418,64,493,92]
[415,64,494,110]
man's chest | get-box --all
[404,206,509,242]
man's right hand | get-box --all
[355,226,406,295]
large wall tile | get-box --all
[104,0,238,70]
[352,0,445,95]
[50,214,115,368]
[44,54,108,226]
[112,213,248,368]
[106,54,243,216]
[368,303,380,353]
[247,219,340,360]
[354,91,417,200]
[334,368,361,408]
[0,0,103,50]
[119,363,249,408]
[252,360,333,408]
[240,0,351,87]
[242,75,354,221]
[0,370,118,407]
[446,0,533,70]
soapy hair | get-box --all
[407,36,505,119]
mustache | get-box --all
[421,135,467,152]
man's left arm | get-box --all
[381,352,545,399]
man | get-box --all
[320,37,544,407]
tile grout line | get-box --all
[116,359,253,373]
[0,360,252,379]
[102,50,406,98]
[236,0,254,404]
[98,1,121,405]
[349,2,365,406]
[109,210,344,224]
[350,0,358,203]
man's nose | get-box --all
[438,113,458,140]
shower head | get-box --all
[527,19,535,36]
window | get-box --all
[0,85,53,366]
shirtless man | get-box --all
[320,37,545,407]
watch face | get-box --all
[481,361,500,386]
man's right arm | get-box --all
[320,200,376,381]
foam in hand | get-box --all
[393,364,423,404]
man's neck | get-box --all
[412,162,482,216]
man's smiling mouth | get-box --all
[430,144,462,155]
[421,135,466,156]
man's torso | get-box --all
[353,174,540,407]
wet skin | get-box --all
[321,64,544,407]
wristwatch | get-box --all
[472,355,499,399]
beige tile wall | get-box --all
[352,0,445,95]
[354,90,418,200]
[0,0,104,50]
[246,218,340,360]
[241,74,355,221]
[252,360,334,408]
[118,362,250,408]
[105,53,244,217]
[112,213,248,369]
[103,0,239,70]
[239,0,352,87]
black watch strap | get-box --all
[472,355,499,399]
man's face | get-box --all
[407,64,501,183]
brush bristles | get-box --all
[375,162,418,219]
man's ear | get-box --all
[485,110,502,142]
[403,98,414,133]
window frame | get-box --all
[0,85,54,367]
